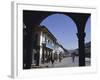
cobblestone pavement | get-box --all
[39,57,90,68]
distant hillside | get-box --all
[68,42,91,58]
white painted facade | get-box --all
[39,26,65,63]
[39,29,57,63]
[31,25,65,65]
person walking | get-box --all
[51,53,54,67]
[59,52,62,62]
[71,52,75,63]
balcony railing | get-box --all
[46,43,54,49]
[42,41,54,49]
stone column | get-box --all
[77,32,86,66]
[23,25,33,69]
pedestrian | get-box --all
[59,53,62,62]
[51,54,54,67]
[71,52,75,63]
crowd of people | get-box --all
[33,48,77,67]
[41,52,64,65]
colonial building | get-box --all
[32,25,65,66]
[23,24,67,68]
[35,25,58,64]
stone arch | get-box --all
[40,13,78,50]
[38,13,77,28]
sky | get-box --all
[40,14,91,50]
